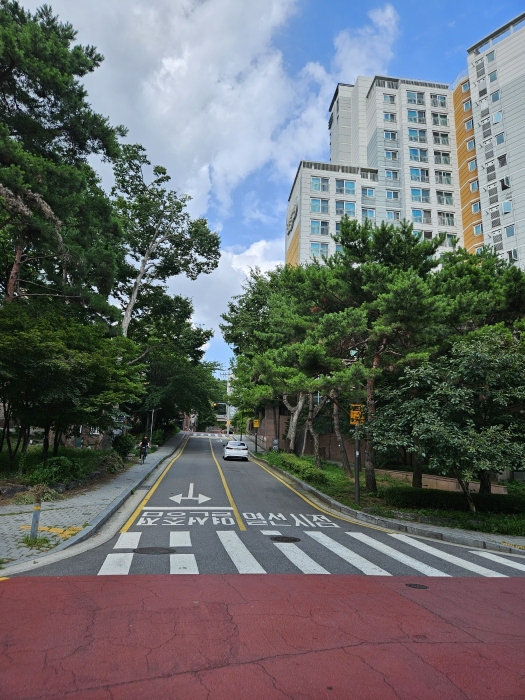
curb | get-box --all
[10,434,187,567]
[252,454,525,556]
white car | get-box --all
[223,441,249,461]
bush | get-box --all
[97,453,124,474]
[382,485,525,514]
[29,457,85,486]
[269,453,329,487]
[152,429,165,445]
[112,433,137,461]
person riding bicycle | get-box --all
[139,436,150,461]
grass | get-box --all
[21,534,53,550]
[12,487,65,505]
[264,451,525,537]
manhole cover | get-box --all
[270,536,301,543]
[133,547,176,555]
[405,583,428,589]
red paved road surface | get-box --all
[1,575,524,699]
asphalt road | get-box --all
[17,434,525,579]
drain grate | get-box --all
[133,547,177,555]
[270,536,301,543]
[405,583,428,589]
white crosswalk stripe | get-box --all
[98,553,134,576]
[170,531,192,547]
[305,531,391,575]
[114,532,141,549]
[273,542,329,574]
[170,553,199,574]
[470,551,525,572]
[390,535,507,577]
[216,531,266,573]
[347,533,450,576]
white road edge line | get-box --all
[170,554,199,574]
[470,550,525,572]
[273,542,329,574]
[114,532,141,550]
[216,531,266,574]
[347,532,449,577]
[170,531,192,547]
[305,531,391,575]
[97,553,133,576]
[390,535,507,577]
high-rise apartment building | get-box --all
[286,11,525,269]
[453,13,525,264]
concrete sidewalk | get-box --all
[0,433,186,569]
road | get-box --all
[2,433,525,699]
[19,433,525,579]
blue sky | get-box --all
[24,1,525,368]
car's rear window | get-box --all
[227,442,245,446]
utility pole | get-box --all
[350,404,365,506]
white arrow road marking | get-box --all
[390,535,507,577]
[217,531,266,573]
[347,533,449,577]
[98,553,134,576]
[114,532,141,550]
[305,531,391,575]
[170,483,211,504]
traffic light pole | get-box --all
[354,425,360,506]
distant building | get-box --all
[286,11,525,270]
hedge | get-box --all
[272,453,329,487]
[382,485,525,514]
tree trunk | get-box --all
[5,237,24,303]
[457,477,476,513]
[21,424,30,454]
[364,374,379,494]
[478,470,492,495]
[330,389,351,475]
[412,454,423,489]
[121,241,155,337]
[301,393,314,456]
[282,393,306,453]
[53,429,62,457]
[42,422,51,462]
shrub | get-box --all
[152,429,165,445]
[382,485,525,514]
[270,453,329,487]
[112,433,137,460]
[28,457,85,486]
[97,453,124,474]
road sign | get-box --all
[253,419,260,428]
[350,404,365,425]
[170,483,211,504]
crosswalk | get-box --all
[97,528,525,578]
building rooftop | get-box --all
[329,83,354,112]
[467,11,525,55]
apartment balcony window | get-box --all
[432,113,449,126]
[498,154,507,167]
[384,94,396,104]
[437,191,453,205]
[434,151,451,165]
[408,110,426,123]
[462,80,470,92]
[463,100,472,112]
[311,176,329,192]
[385,150,398,161]
[502,201,512,214]
[431,94,447,108]
[474,223,483,236]
[410,168,429,182]
[386,190,400,201]
[495,132,505,145]
[470,180,479,193]
[310,241,329,258]
[468,159,478,172]
[407,91,425,105]
[409,128,426,143]
[335,201,356,217]
[435,171,452,185]
[465,119,474,131]
[466,138,475,151]
[487,50,495,63]
[310,220,329,236]
[362,187,375,198]
[384,113,396,122]
[384,131,398,142]
[424,231,433,240]
[500,176,510,191]
[472,201,480,214]
[311,198,329,214]
[493,111,502,124]
[508,249,518,263]
[433,132,450,146]
[491,90,500,103]
[446,234,457,248]
[489,70,498,83]
[505,225,515,238]
[409,148,428,162]
[387,210,400,221]
[385,170,399,180]
[412,210,431,224]
[411,188,430,203]
[362,208,375,219]
[335,244,343,254]
[335,179,355,195]
[438,212,455,226]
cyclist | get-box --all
[139,436,150,463]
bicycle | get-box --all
[139,446,147,464]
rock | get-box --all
[67,480,80,490]
[1,485,29,498]
[391,510,419,521]
[420,515,453,526]
[87,471,102,480]
[54,483,66,494]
